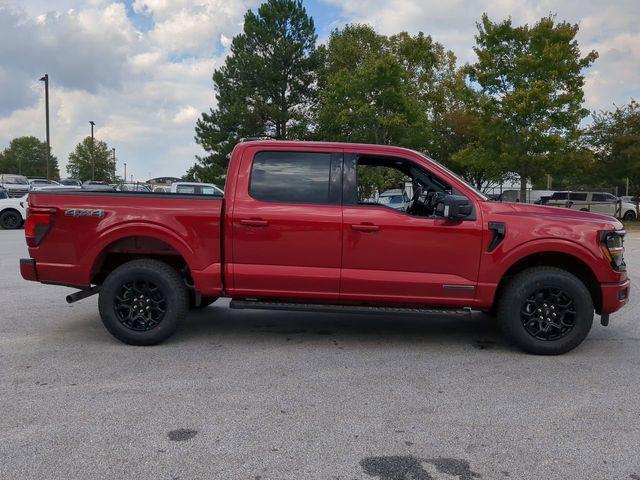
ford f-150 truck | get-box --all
[20,141,630,354]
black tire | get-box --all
[623,210,636,221]
[497,267,593,355]
[98,259,189,345]
[0,209,23,230]
[189,292,218,309]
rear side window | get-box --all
[569,192,587,201]
[176,185,196,194]
[250,151,333,204]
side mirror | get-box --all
[435,194,473,220]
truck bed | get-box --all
[25,190,224,297]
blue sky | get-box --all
[0,0,638,179]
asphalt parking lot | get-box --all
[1,229,639,480]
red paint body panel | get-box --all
[21,140,629,317]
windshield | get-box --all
[3,175,29,185]
[380,195,404,204]
[420,153,488,200]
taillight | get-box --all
[25,207,55,247]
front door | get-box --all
[229,147,343,301]
[340,152,483,307]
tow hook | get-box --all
[600,314,610,327]
[66,286,100,304]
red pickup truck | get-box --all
[20,141,629,354]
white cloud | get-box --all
[0,0,257,179]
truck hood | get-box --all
[485,201,623,230]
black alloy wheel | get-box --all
[521,287,576,341]
[114,280,167,331]
[98,259,188,345]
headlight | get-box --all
[601,230,626,271]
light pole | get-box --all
[112,147,116,181]
[89,121,95,180]
[39,74,51,180]
[124,162,127,183]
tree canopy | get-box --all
[586,100,640,198]
[0,136,59,179]
[66,136,115,182]
[465,14,598,198]
[189,4,616,196]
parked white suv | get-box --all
[0,192,27,229]
[544,191,637,220]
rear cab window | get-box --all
[249,151,341,204]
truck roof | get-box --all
[234,139,421,156]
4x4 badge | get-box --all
[65,209,105,218]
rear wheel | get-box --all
[0,210,22,229]
[98,259,188,345]
[497,267,593,355]
[623,210,636,221]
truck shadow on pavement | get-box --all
[176,300,506,351]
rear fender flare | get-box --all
[86,222,197,276]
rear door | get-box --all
[590,192,617,215]
[229,146,343,300]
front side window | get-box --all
[353,155,455,217]
[250,151,333,204]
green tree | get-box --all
[0,136,59,178]
[466,14,598,199]
[316,25,459,149]
[586,100,640,198]
[67,136,115,182]
[193,0,320,183]
[316,25,475,191]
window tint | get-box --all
[592,193,607,202]
[250,151,332,204]
[201,186,217,195]
[176,185,196,194]
[551,192,568,200]
[569,192,587,201]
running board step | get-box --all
[230,299,471,316]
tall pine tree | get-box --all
[192,0,320,184]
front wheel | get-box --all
[497,267,593,355]
[98,259,189,345]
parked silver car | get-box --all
[0,174,30,198]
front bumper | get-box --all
[20,258,38,282]
[600,278,630,314]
